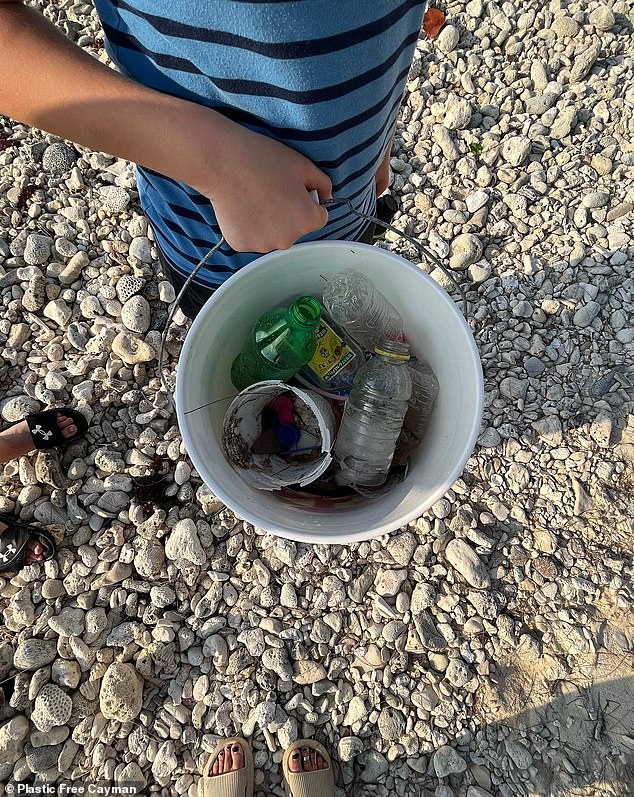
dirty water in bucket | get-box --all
[175,241,484,544]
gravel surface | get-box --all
[1,1,633,796]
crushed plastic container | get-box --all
[222,381,336,491]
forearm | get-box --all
[0,4,229,191]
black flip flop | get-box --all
[3,407,88,450]
[0,516,56,572]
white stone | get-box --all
[466,190,489,213]
[112,331,156,364]
[444,95,472,130]
[58,250,89,285]
[550,106,578,139]
[0,716,30,781]
[433,745,467,778]
[450,233,483,269]
[129,236,153,263]
[589,5,615,31]
[165,518,206,565]
[437,25,460,54]
[43,299,72,328]
[505,739,532,769]
[159,280,176,303]
[501,136,531,167]
[121,295,151,334]
[23,233,52,265]
[573,301,601,328]
[31,684,72,732]
[100,662,144,721]
[445,539,490,589]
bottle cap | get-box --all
[276,423,301,449]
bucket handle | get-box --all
[158,196,468,399]
[320,195,468,315]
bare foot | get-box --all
[288,744,329,773]
[210,742,244,777]
[0,522,43,565]
[0,413,77,464]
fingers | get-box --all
[310,200,329,232]
[307,165,332,202]
[305,166,331,232]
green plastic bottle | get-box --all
[231,297,322,391]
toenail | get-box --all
[233,746,239,751]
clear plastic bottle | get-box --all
[334,339,412,487]
[231,297,321,391]
[322,269,403,351]
[404,358,439,441]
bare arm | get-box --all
[0,3,331,251]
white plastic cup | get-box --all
[176,241,484,544]
[222,380,336,490]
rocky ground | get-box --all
[1,1,633,796]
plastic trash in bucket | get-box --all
[222,380,337,490]
[175,239,484,544]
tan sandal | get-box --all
[199,737,254,797]
[282,739,335,797]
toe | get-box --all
[25,540,43,564]
[223,745,233,773]
[289,749,302,773]
[212,759,219,776]
[301,747,311,771]
[231,744,244,771]
[61,423,77,439]
[57,414,73,428]
[309,748,317,770]
[316,753,327,770]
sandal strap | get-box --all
[286,769,335,797]
[200,769,248,797]
[25,409,66,448]
[0,523,30,570]
[24,407,88,450]
[0,516,56,571]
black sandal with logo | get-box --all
[0,517,56,572]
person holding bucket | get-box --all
[0,1,429,317]
[0,4,430,793]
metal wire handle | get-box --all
[322,196,468,313]
[158,196,468,401]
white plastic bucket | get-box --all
[176,241,484,544]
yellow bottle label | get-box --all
[305,319,357,385]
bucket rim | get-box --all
[175,240,484,543]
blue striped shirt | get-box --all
[94,0,426,287]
